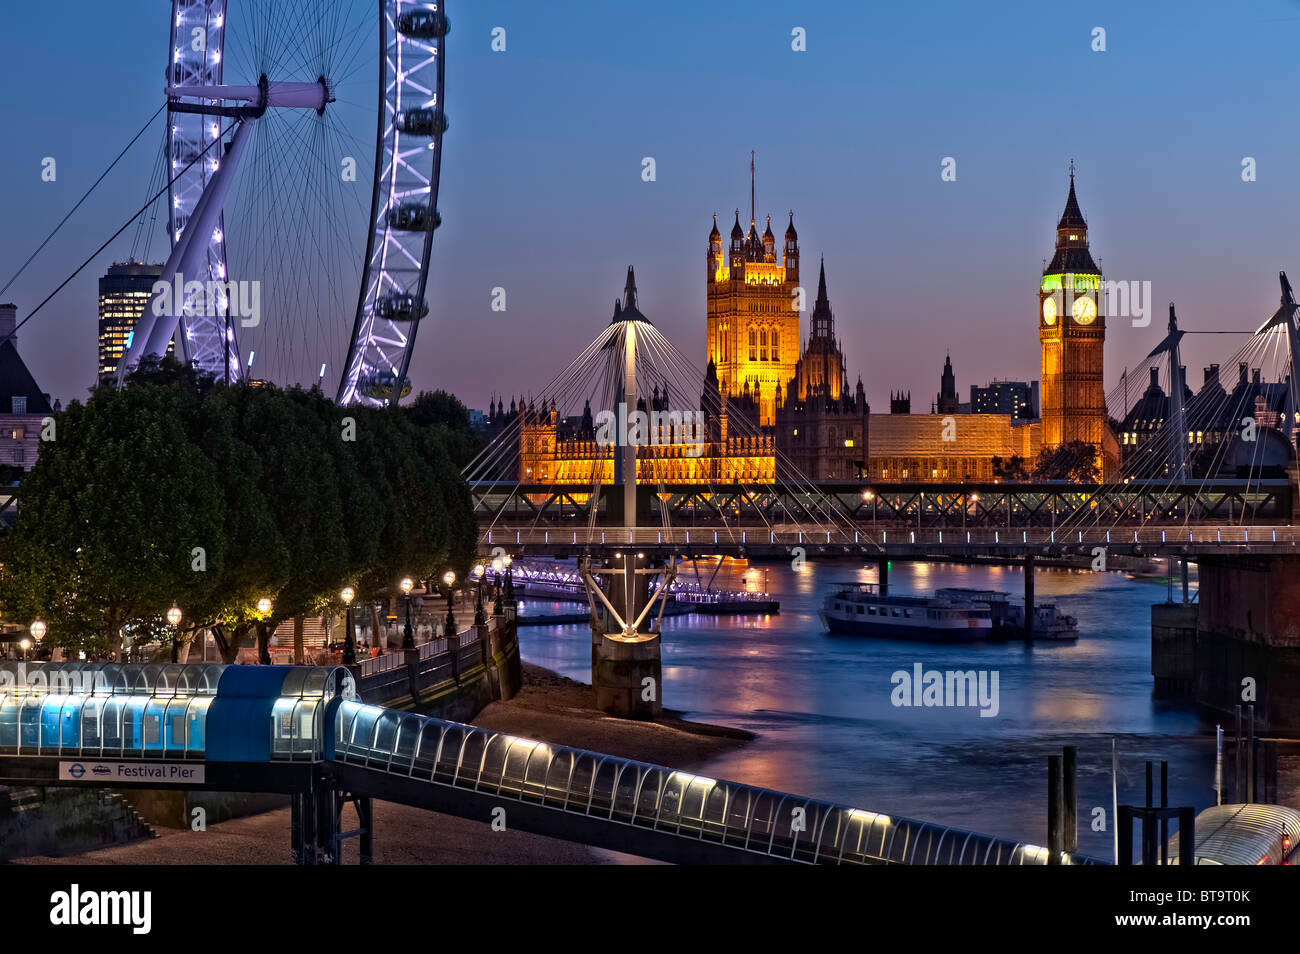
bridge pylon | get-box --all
[580,552,675,719]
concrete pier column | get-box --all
[877,557,889,596]
[594,633,662,719]
[588,552,664,719]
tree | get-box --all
[2,369,478,661]
[3,371,226,658]
[1032,441,1100,482]
[992,455,1029,481]
[407,389,481,469]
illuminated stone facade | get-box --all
[867,412,1041,483]
[516,382,776,486]
[706,210,800,426]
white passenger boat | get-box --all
[819,583,993,641]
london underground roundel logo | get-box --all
[69,763,85,779]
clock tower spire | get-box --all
[1039,166,1106,468]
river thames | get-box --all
[514,558,1285,861]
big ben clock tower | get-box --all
[1039,167,1105,458]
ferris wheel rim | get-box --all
[152,0,444,404]
[337,1,448,407]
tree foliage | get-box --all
[0,361,476,659]
[1031,440,1100,482]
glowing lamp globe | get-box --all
[341,586,355,605]
[257,597,273,615]
[442,571,456,588]
[166,604,183,627]
[29,620,47,640]
[400,577,414,595]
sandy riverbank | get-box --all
[14,663,753,865]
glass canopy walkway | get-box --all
[0,662,1097,865]
[332,699,1091,865]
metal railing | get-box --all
[483,524,1300,553]
[332,701,1095,865]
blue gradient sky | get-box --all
[2,0,1300,410]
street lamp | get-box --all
[400,577,415,649]
[255,598,272,664]
[166,603,183,663]
[340,586,357,665]
[442,570,457,635]
[491,557,504,614]
[30,620,46,641]
[19,637,30,662]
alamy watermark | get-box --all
[593,402,706,458]
[151,272,261,327]
[0,664,107,694]
[1042,273,1152,327]
[891,663,1000,717]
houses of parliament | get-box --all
[490,170,1115,485]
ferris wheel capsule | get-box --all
[397,10,449,38]
[397,108,448,137]
[387,204,441,232]
[373,294,429,323]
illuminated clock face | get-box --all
[1072,294,1097,324]
[1042,296,1057,325]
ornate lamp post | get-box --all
[473,564,486,625]
[400,577,415,649]
[19,637,30,662]
[491,557,504,615]
[340,586,357,665]
[442,570,457,634]
[167,603,183,663]
[256,597,273,664]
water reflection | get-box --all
[516,558,1223,860]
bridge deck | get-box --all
[481,523,1300,557]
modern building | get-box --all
[1038,170,1113,472]
[98,262,168,385]
[0,303,57,474]
[971,379,1039,421]
[706,203,801,427]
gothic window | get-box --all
[771,329,779,357]
[760,329,768,361]
[748,327,757,361]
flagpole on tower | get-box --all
[750,150,756,224]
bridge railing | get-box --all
[331,700,1094,865]
[483,525,1300,552]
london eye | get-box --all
[118,0,448,406]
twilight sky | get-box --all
[2,0,1300,412]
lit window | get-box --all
[10,397,25,415]
[9,428,23,440]
[843,439,854,447]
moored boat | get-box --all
[819,583,993,640]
